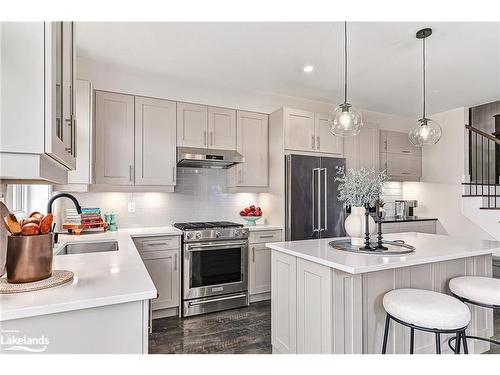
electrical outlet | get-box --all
[128,201,136,213]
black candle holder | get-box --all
[374,203,388,250]
[360,203,374,251]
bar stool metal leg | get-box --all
[409,327,414,354]
[382,314,390,354]
[454,332,461,354]
[435,333,441,354]
[462,331,469,354]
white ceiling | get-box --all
[76,22,500,117]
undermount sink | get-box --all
[56,240,119,255]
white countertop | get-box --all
[0,226,181,322]
[266,232,500,275]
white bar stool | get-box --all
[448,276,500,351]
[382,288,471,354]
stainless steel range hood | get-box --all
[177,147,244,169]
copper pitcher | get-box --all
[6,234,53,283]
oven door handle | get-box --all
[186,241,248,251]
[188,293,247,306]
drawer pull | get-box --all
[258,235,275,239]
[145,242,168,247]
[401,150,411,153]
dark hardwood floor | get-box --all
[149,300,271,354]
[149,300,499,354]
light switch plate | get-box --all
[128,201,136,213]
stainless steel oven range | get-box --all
[173,221,249,317]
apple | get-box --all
[249,205,256,211]
[239,211,247,216]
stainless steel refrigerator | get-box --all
[285,154,346,241]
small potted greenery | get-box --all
[335,167,388,245]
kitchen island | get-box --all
[266,232,498,354]
[0,227,181,354]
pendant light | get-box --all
[330,21,363,137]
[409,28,442,147]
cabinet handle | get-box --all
[385,162,388,170]
[146,242,168,247]
[317,136,320,150]
[384,139,387,151]
[252,247,255,262]
[401,172,411,175]
[311,136,315,149]
[401,150,411,153]
[258,235,274,239]
[72,117,77,157]
[238,169,242,183]
[174,253,178,270]
[64,118,72,153]
[210,131,214,146]
[204,130,207,146]
[129,165,134,182]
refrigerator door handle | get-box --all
[323,168,328,232]
[317,167,321,234]
[312,168,320,235]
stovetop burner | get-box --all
[173,221,243,231]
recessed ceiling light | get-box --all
[303,65,314,73]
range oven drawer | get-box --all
[183,292,248,317]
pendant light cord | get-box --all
[344,21,348,104]
[422,35,426,119]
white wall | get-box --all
[77,57,416,131]
[403,107,494,239]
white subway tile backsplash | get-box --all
[56,168,260,228]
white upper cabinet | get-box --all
[282,108,342,155]
[177,103,238,151]
[230,111,269,187]
[314,113,343,155]
[208,107,237,150]
[176,103,208,148]
[45,22,76,170]
[344,122,380,171]
[95,91,135,185]
[380,130,421,156]
[284,108,316,152]
[379,130,422,181]
[66,79,93,185]
[135,97,177,186]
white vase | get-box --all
[345,206,376,246]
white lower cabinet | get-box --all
[381,220,437,234]
[296,258,332,354]
[249,243,271,295]
[134,236,181,315]
[248,229,281,302]
[271,250,297,354]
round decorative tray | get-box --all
[0,270,74,294]
[329,239,415,255]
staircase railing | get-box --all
[464,124,500,209]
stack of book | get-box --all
[80,208,103,225]
[63,208,82,225]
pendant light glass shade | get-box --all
[330,22,363,137]
[408,117,442,146]
[409,28,442,147]
[330,103,363,137]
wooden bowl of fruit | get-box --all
[239,205,263,226]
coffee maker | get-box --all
[394,200,418,218]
